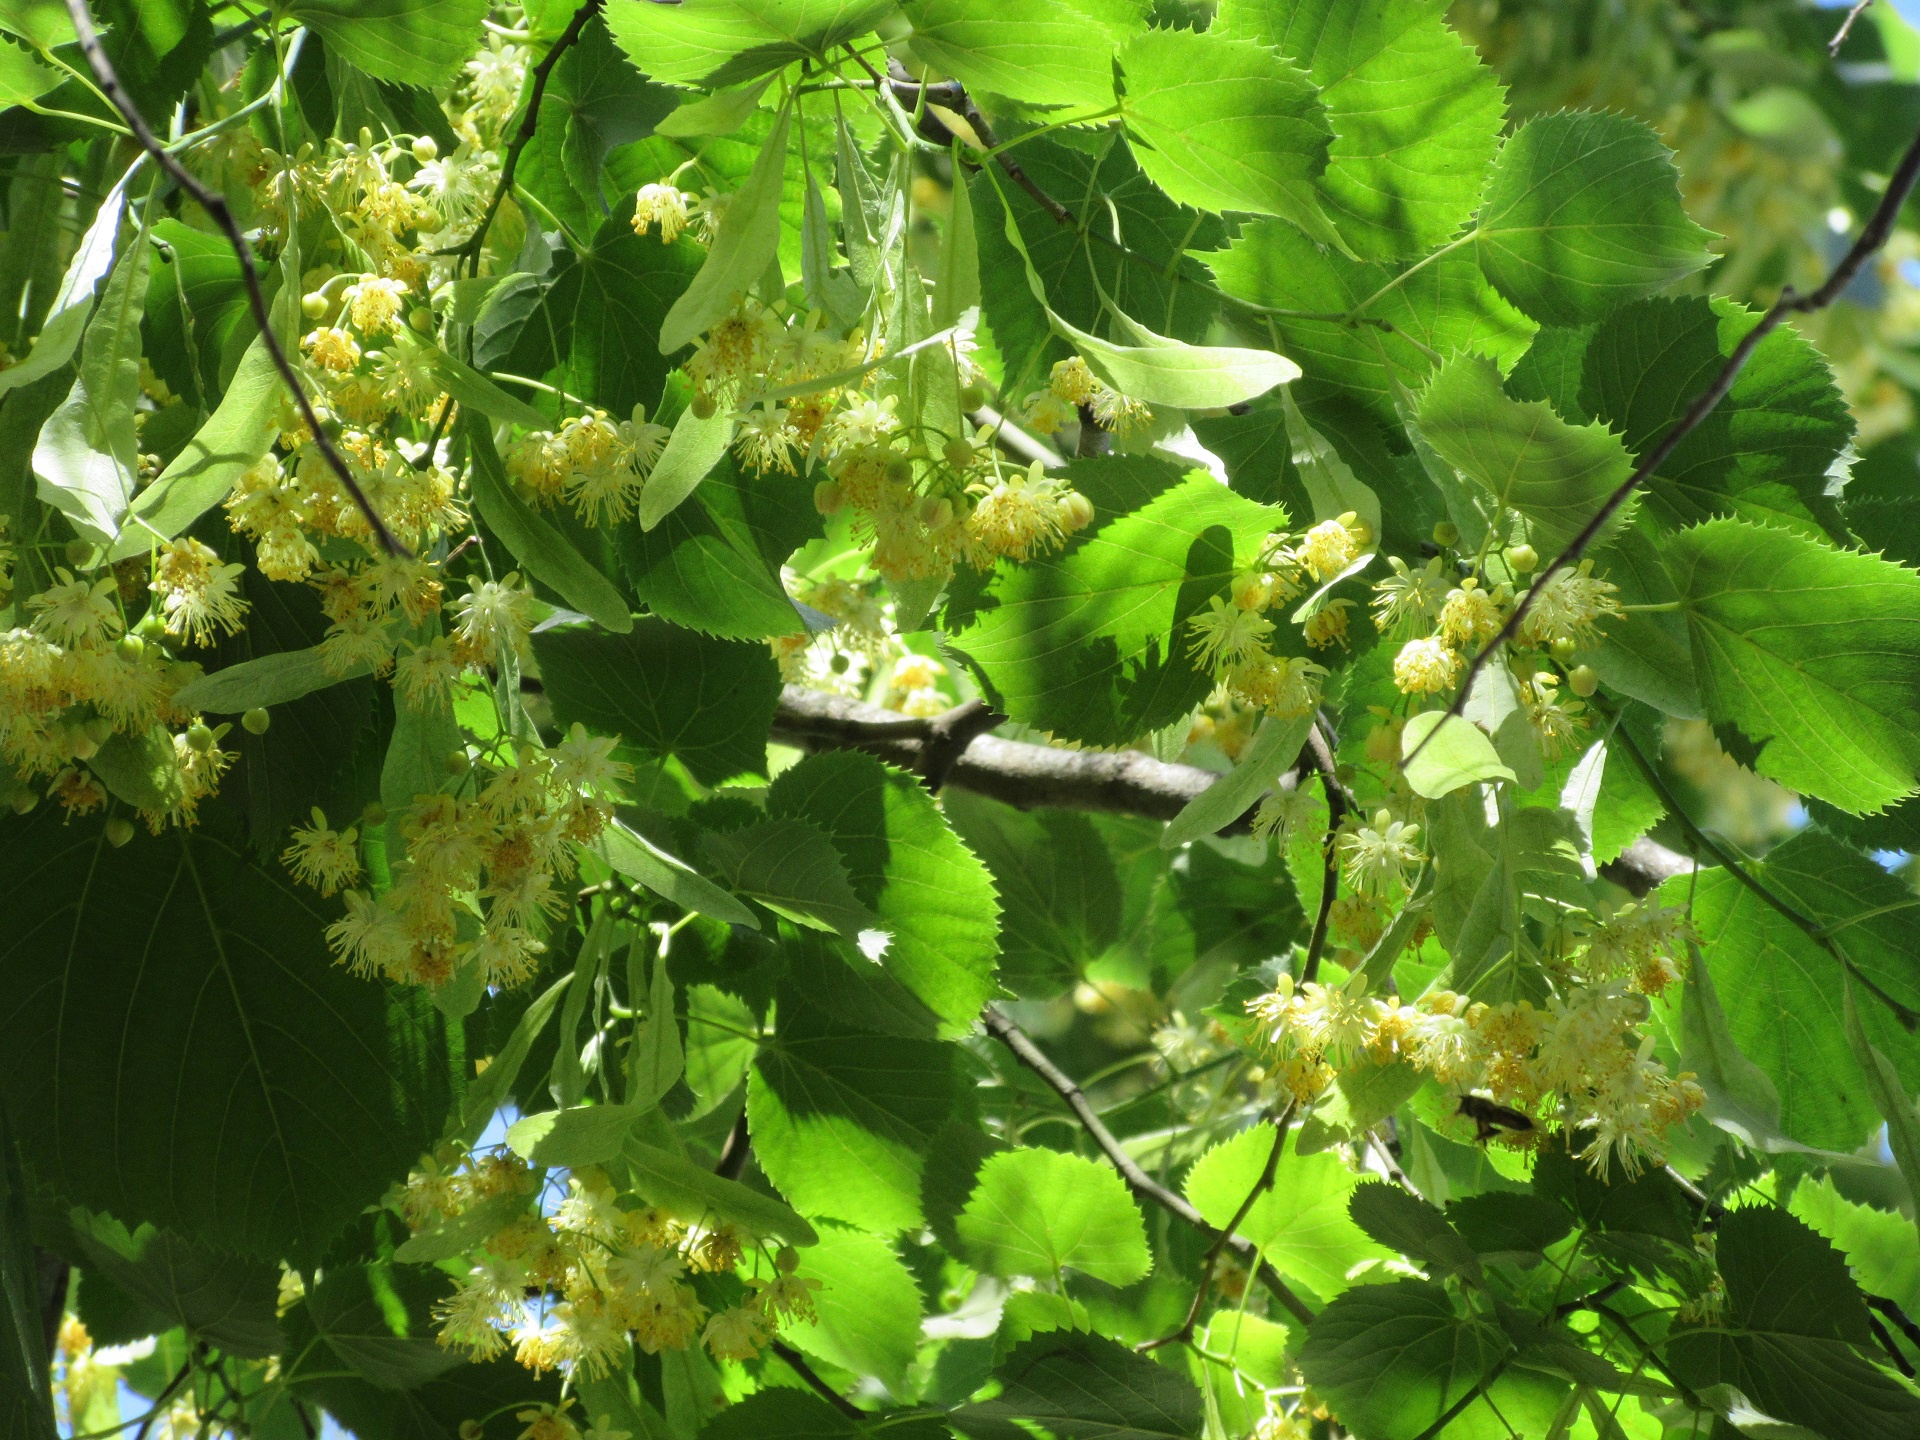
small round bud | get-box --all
[1059,491,1095,532]
[1549,635,1577,662]
[362,801,387,827]
[1504,543,1539,574]
[690,391,718,420]
[408,308,434,333]
[83,716,114,745]
[445,748,472,776]
[884,456,914,485]
[1432,521,1460,548]
[63,538,91,567]
[1567,664,1598,698]
[812,480,842,514]
[412,134,439,163]
[116,633,145,662]
[11,787,38,814]
[941,438,975,472]
[301,291,329,319]
[105,816,135,848]
[187,722,216,753]
[242,707,271,735]
[958,383,988,412]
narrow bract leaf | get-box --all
[659,101,792,351]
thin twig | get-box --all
[1407,120,1920,768]
[770,1339,865,1419]
[1831,0,1874,54]
[981,1006,1316,1326]
[460,0,606,277]
[1299,721,1346,985]
[1609,712,1920,1029]
[60,0,404,555]
[1140,1101,1297,1351]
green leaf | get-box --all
[286,0,488,87]
[1164,712,1313,848]
[0,0,74,49]
[1207,220,1534,431]
[295,1264,464,1390]
[1118,27,1345,252]
[534,616,779,784]
[604,0,894,88]
[659,99,791,352]
[780,1224,924,1391]
[768,751,1001,1036]
[948,459,1284,745]
[597,820,759,928]
[0,173,126,402]
[1185,1122,1391,1299]
[621,1138,818,1244]
[113,333,281,560]
[949,1331,1203,1440]
[1298,1277,1511,1440]
[747,998,967,1232]
[970,133,1225,387]
[1668,1207,1920,1440]
[700,818,880,939]
[1669,830,1920,1151]
[904,0,1145,109]
[457,974,571,1148]
[617,454,816,640]
[67,1209,283,1357]
[169,645,361,713]
[1415,352,1633,554]
[466,421,634,632]
[34,223,148,546]
[1577,297,1854,543]
[943,791,1121,997]
[1475,110,1717,325]
[1665,518,1920,814]
[1401,712,1517,799]
[1212,0,1507,259]
[1348,1182,1483,1283]
[0,1103,55,1440]
[505,216,708,418]
[0,811,452,1263]
[1843,982,1920,1248]
[635,398,734,529]
[955,1147,1151,1285]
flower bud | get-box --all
[1504,543,1539,574]
[242,707,272,735]
[105,816,135,847]
[1567,664,1598,698]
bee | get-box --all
[1456,1094,1535,1144]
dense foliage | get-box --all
[6,0,1920,1437]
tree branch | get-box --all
[61,0,405,555]
[981,1007,1316,1327]
[770,685,1692,893]
[460,0,605,277]
[1409,120,1920,768]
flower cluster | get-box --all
[398,1151,820,1377]
[1248,964,1704,1178]
[295,724,628,990]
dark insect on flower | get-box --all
[1457,1094,1535,1143]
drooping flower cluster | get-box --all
[298,724,628,990]
[398,1150,820,1377]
